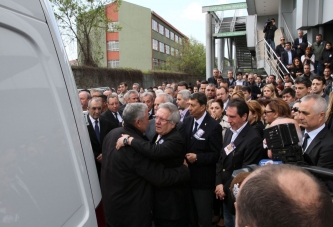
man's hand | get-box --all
[215,184,225,200]
[183,159,188,167]
[116,134,129,150]
[185,153,197,164]
[97,154,102,163]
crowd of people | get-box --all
[77,65,333,226]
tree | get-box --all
[166,37,206,75]
[50,0,121,67]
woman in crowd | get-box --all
[247,100,264,138]
[276,84,284,98]
[291,100,301,124]
[301,47,315,72]
[262,84,277,99]
[209,99,228,227]
[290,57,304,78]
[320,42,333,72]
[263,98,291,127]
[206,99,214,115]
[231,91,245,101]
[209,99,230,141]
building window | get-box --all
[152,19,158,31]
[165,45,170,54]
[170,31,174,40]
[171,47,175,56]
[175,35,179,43]
[159,24,164,35]
[107,41,119,51]
[153,39,158,50]
[108,22,119,32]
[108,60,119,68]
[153,58,159,68]
[179,37,182,45]
[159,42,164,53]
[165,28,170,38]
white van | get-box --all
[0,1,102,226]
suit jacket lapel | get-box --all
[232,124,249,148]
[189,113,209,148]
[305,128,325,154]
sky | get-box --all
[65,0,246,60]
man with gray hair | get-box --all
[116,102,189,226]
[78,90,91,111]
[86,97,114,179]
[101,103,190,227]
[299,94,333,168]
[119,90,139,116]
[146,93,174,141]
[141,92,155,120]
[177,89,191,121]
[132,83,140,92]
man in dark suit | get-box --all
[226,70,236,87]
[179,92,222,227]
[299,94,333,169]
[116,102,189,226]
[247,74,261,100]
[101,93,122,128]
[215,98,263,227]
[281,42,297,73]
[207,68,219,86]
[293,30,308,58]
[86,98,114,179]
[118,90,139,116]
[176,90,191,121]
[141,92,155,120]
[145,93,173,141]
[101,103,190,227]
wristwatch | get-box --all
[123,136,130,146]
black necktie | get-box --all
[302,133,310,152]
[94,120,100,143]
[192,122,199,136]
[114,112,118,121]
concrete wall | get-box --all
[118,2,152,71]
[322,0,333,24]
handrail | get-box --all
[230,9,238,32]
[256,38,294,83]
[281,14,294,45]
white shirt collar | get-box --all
[305,124,325,140]
[230,121,248,136]
[194,111,207,128]
[89,115,99,126]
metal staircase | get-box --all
[214,9,254,74]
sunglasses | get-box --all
[280,39,285,41]
[291,107,299,112]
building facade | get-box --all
[105,1,187,71]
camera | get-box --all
[263,123,304,164]
[266,20,272,26]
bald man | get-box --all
[235,164,333,227]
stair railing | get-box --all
[256,38,294,83]
[281,14,294,45]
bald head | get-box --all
[236,164,333,227]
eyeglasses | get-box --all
[264,110,274,114]
[153,115,171,123]
[280,39,285,41]
[291,107,299,112]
